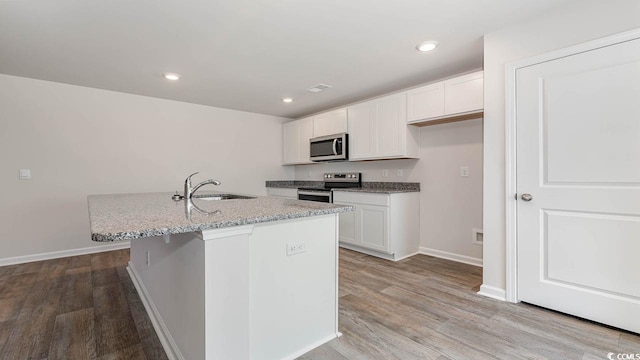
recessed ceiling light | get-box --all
[163,73,181,81]
[282,98,293,103]
[416,41,439,52]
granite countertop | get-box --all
[265,181,420,194]
[88,192,353,242]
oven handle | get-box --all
[332,139,338,155]
[297,190,333,202]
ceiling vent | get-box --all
[307,84,332,93]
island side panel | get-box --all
[128,233,206,360]
[202,226,252,360]
[247,214,339,360]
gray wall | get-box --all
[0,74,293,262]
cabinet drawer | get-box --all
[333,191,389,206]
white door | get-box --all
[516,35,640,333]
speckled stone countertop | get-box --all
[88,192,353,242]
[265,181,420,193]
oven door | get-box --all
[297,190,333,203]
[310,133,347,162]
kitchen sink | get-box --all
[192,194,256,201]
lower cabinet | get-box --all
[333,191,419,261]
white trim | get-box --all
[504,27,640,304]
[419,247,483,267]
[278,333,341,360]
[477,284,507,302]
[339,243,420,262]
[505,51,519,303]
[0,241,131,266]
[127,262,182,360]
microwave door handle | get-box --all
[332,139,338,155]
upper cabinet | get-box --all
[313,109,347,137]
[407,70,483,125]
[406,81,445,120]
[348,93,419,161]
[282,70,483,164]
[282,117,314,165]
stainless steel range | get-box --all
[297,173,361,203]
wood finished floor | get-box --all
[0,248,638,359]
[0,250,167,360]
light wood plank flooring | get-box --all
[301,249,640,360]
[0,248,638,359]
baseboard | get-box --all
[0,241,131,266]
[477,284,507,302]
[280,332,340,360]
[127,263,182,360]
[339,243,420,262]
[419,247,483,267]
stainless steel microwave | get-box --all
[309,133,348,162]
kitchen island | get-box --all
[88,192,352,360]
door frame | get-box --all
[504,27,640,303]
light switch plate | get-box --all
[19,169,31,180]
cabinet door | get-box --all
[282,121,298,164]
[444,71,483,115]
[336,203,358,245]
[374,93,406,157]
[359,204,389,252]
[406,82,445,121]
[313,109,348,137]
[298,117,314,163]
[347,102,373,160]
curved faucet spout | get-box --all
[191,179,222,195]
[184,172,221,199]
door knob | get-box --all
[521,193,533,201]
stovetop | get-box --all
[298,172,361,191]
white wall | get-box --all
[482,0,640,294]
[0,74,293,261]
[295,118,484,263]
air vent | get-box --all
[307,84,332,93]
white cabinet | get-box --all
[266,187,298,199]
[347,93,419,161]
[444,71,484,115]
[406,81,445,121]
[407,70,483,125]
[333,191,419,261]
[313,109,347,137]
[282,117,314,165]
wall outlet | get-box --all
[396,169,404,177]
[460,166,469,177]
[382,169,389,177]
[146,251,151,266]
[286,241,306,256]
[472,228,483,245]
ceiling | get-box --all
[0,0,576,118]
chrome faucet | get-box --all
[184,172,221,199]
